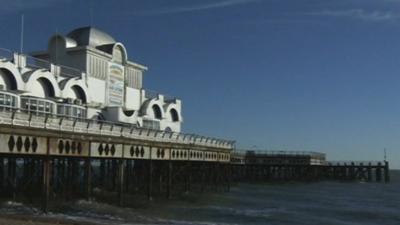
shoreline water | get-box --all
[0,173,399,225]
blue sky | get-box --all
[0,0,399,167]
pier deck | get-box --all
[0,111,390,212]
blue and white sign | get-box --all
[108,62,125,106]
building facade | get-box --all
[0,26,182,132]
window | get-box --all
[143,119,160,130]
[170,109,179,122]
[20,96,55,115]
[152,104,162,119]
[57,104,87,118]
[0,92,17,112]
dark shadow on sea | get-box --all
[0,170,399,225]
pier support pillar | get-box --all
[200,162,206,192]
[167,160,172,199]
[100,159,105,187]
[226,164,231,192]
[0,157,3,191]
[42,157,51,213]
[118,159,125,206]
[185,162,191,193]
[376,162,382,182]
[8,158,17,201]
[384,161,390,183]
[147,160,153,201]
[367,163,372,182]
[84,158,92,201]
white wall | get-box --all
[87,76,106,105]
[125,87,141,110]
[87,107,101,119]
[1,50,184,132]
[102,106,138,124]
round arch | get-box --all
[0,68,17,90]
[164,103,182,122]
[37,77,55,97]
[152,104,162,120]
[170,108,179,122]
[23,70,61,98]
[0,62,24,90]
[140,99,165,119]
[59,78,90,103]
[112,43,128,64]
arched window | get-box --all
[113,46,124,64]
[170,109,179,122]
[37,77,55,98]
[0,68,17,90]
[152,104,162,119]
[71,85,87,103]
[165,127,172,132]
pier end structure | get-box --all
[231,150,390,183]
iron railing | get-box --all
[0,48,83,79]
[144,90,159,100]
[0,107,235,150]
[0,48,13,61]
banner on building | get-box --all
[107,62,125,106]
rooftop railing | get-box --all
[60,64,83,77]
[164,94,177,103]
[144,89,179,103]
[0,48,13,61]
[25,54,51,70]
[0,48,84,79]
[1,48,181,104]
[144,90,159,100]
[0,107,235,150]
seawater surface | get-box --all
[1,171,399,225]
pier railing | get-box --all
[0,108,235,150]
[326,161,387,166]
[237,150,326,159]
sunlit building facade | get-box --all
[0,26,182,132]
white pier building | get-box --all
[0,26,182,132]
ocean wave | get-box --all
[0,201,41,215]
[191,205,284,219]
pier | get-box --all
[0,109,233,212]
[231,151,390,183]
[0,28,391,213]
[0,112,390,212]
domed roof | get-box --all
[67,26,116,47]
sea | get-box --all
[0,171,399,225]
